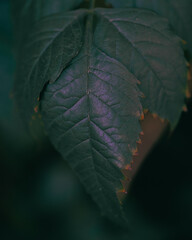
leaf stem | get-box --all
[89,0,95,9]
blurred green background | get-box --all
[0,1,192,239]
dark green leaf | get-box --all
[40,10,143,222]
[14,7,187,222]
[107,0,192,58]
[40,9,186,221]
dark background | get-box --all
[0,1,192,239]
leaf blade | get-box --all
[40,9,144,222]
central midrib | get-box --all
[85,2,95,162]
[84,1,109,202]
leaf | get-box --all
[107,0,192,58]
[14,8,187,223]
[40,11,143,223]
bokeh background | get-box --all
[0,1,192,239]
